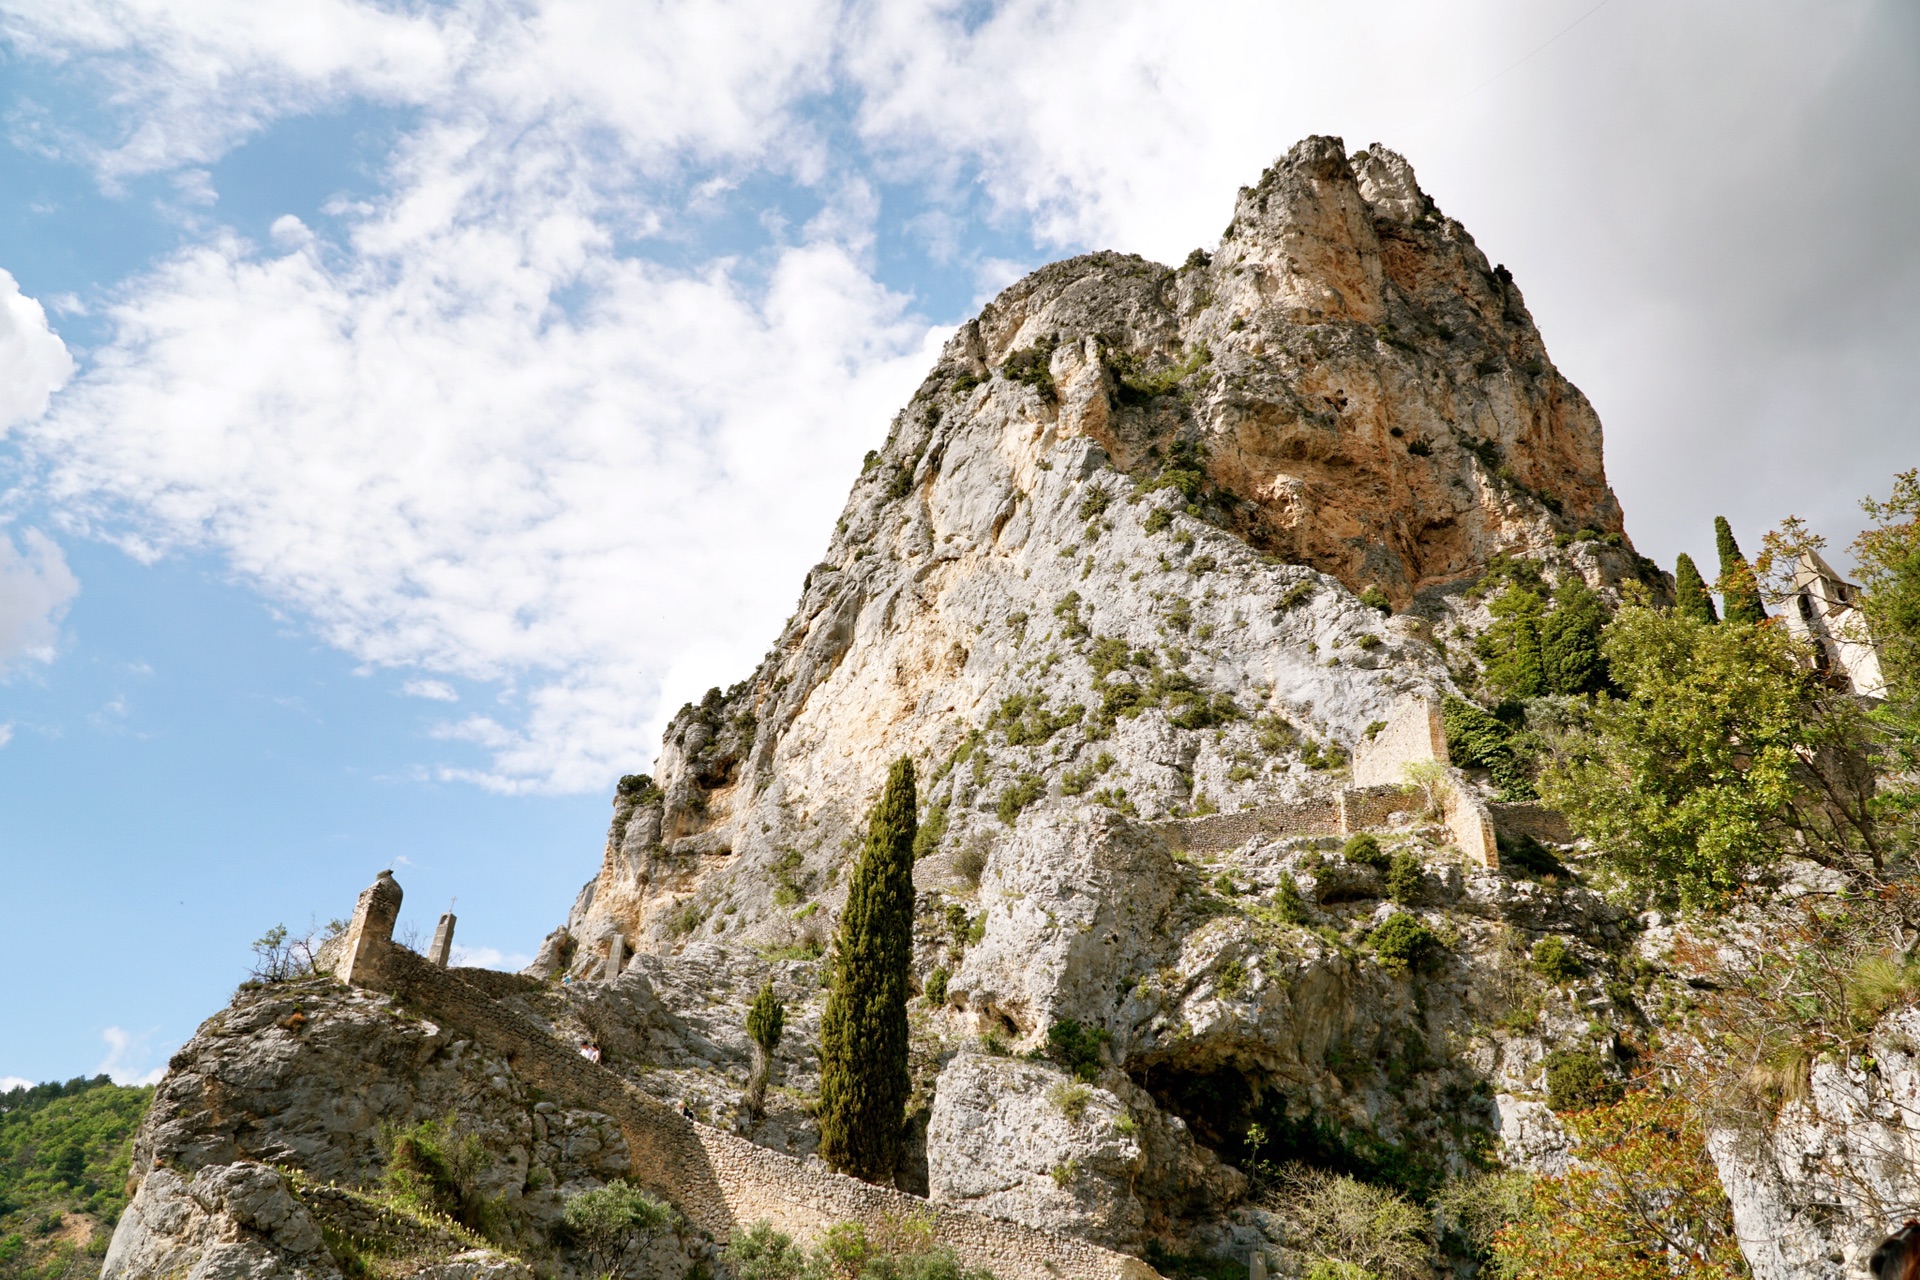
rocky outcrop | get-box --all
[1707,1006,1920,1280]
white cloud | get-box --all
[0,724,12,747]
[95,1026,168,1086]
[449,943,532,971]
[0,267,74,430]
[10,0,1917,794]
[403,678,459,702]
[0,1074,31,1091]
[0,527,79,671]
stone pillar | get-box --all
[339,870,403,989]
[1440,768,1500,869]
[428,912,456,967]
[604,932,626,981]
[1351,695,1447,788]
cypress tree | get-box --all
[1715,516,1767,625]
[817,757,917,1183]
[1541,580,1610,695]
[1673,553,1719,625]
[743,981,785,1120]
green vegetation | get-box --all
[1344,832,1390,871]
[1492,1090,1742,1280]
[1714,515,1766,625]
[1076,488,1112,522]
[382,1115,506,1244]
[0,1076,150,1279]
[1110,345,1210,406]
[1047,1081,1093,1122]
[1673,553,1719,625]
[1539,605,1887,907]
[1000,344,1055,398]
[1052,592,1088,639]
[922,967,949,1007]
[1271,876,1312,924]
[1541,1051,1619,1113]
[724,1218,996,1280]
[560,1181,676,1278]
[986,693,1083,746]
[818,758,918,1183]
[1358,586,1391,615]
[744,981,786,1117]
[1367,914,1443,976]
[1259,1166,1428,1280]
[1060,752,1114,796]
[1441,696,1532,800]
[910,800,948,862]
[1474,580,1609,701]
[1044,1020,1110,1082]
[1383,850,1423,905]
[1278,580,1316,610]
[995,774,1045,825]
[1529,937,1582,985]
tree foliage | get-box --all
[1476,581,1610,703]
[0,1075,150,1273]
[818,759,917,1183]
[561,1180,675,1279]
[1673,553,1719,625]
[1539,606,1884,907]
[1715,515,1767,626]
[1492,1091,1745,1280]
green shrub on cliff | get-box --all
[818,758,917,1183]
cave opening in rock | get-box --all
[1135,1060,1443,1199]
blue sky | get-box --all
[2,0,1916,1087]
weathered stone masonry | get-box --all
[331,873,1160,1280]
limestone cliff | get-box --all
[565,135,1643,966]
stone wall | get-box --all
[359,940,1157,1280]
[1351,697,1447,788]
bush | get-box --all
[1272,875,1312,924]
[1359,586,1391,614]
[950,839,988,887]
[1543,1050,1618,1112]
[562,1181,674,1277]
[1530,937,1582,984]
[724,1221,809,1280]
[1384,850,1423,905]
[1442,695,1532,800]
[1077,488,1112,522]
[922,967,949,1007]
[1262,1167,1429,1280]
[1002,345,1056,398]
[1368,914,1443,976]
[996,774,1045,826]
[1341,833,1387,869]
[1048,1081,1093,1122]
[1045,1019,1110,1082]
[383,1116,502,1241]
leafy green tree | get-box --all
[1672,553,1718,625]
[1479,587,1547,700]
[1539,580,1610,695]
[1714,516,1766,625]
[743,981,785,1119]
[817,758,917,1183]
[561,1180,674,1279]
[1539,607,1883,907]
[1442,696,1532,800]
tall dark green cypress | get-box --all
[817,757,917,1183]
[1715,516,1767,625]
[1673,553,1719,625]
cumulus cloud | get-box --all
[402,678,458,702]
[7,0,1916,790]
[449,944,532,970]
[0,267,73,429]
[0,1074,32,1091]
[0,527,79,671]
[95,1026,168,1086]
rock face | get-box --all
[530,135,1659,1254]
[107,978,710,1280]
[1706,1006,1920,1280]
[118,136,1682,1276]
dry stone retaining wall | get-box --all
[351,926,1156,1280]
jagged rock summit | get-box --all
[564,135,1638,965]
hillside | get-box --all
[0,1077,151,1280]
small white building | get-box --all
[1782,550,1888,699]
